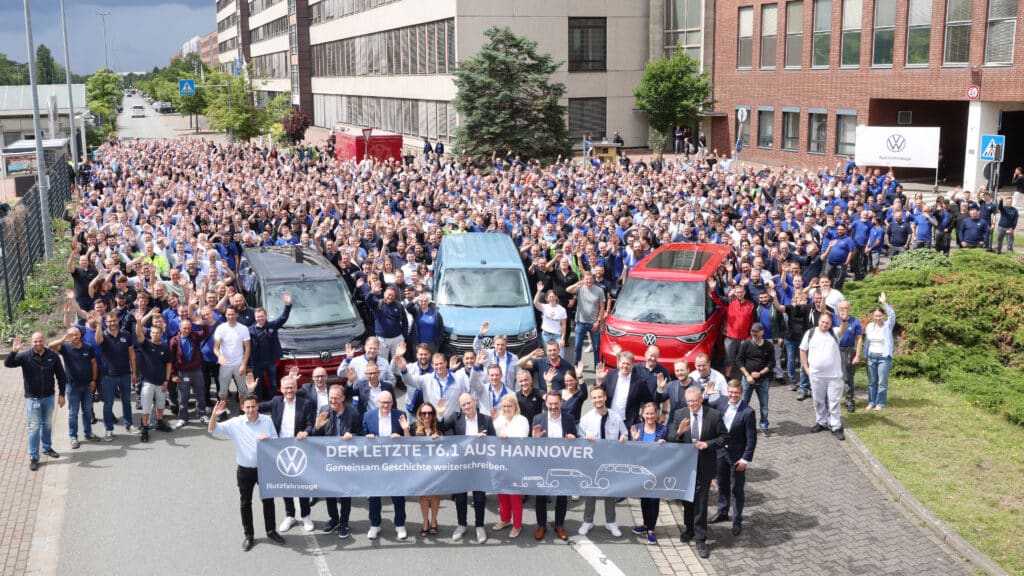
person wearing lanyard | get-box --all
[208,394,285,551]
[396,352,465,411]
[835,300,863,413]
[473,322,520,392]
[477,364,512,417]
[630,401,667,544]
[579,387,627,538]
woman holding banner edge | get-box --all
[493,394,530,538]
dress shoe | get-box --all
[696,541,710,558]
[833,428,846,441]
[810,423,827,433]
[553,525,568,540]
[509,526,521,539]
[731,522,743,536]
[709,512,730,524]
[241,537,254,551]
[29,458,39,471]
[534,525,546,540]
[492,521,511,531]
[43,448,59,458]
[680,529,694,543]
[266,531,286,544]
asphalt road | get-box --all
[117,95,178,139]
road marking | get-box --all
[569,536,628,576]
[304,533,333,576]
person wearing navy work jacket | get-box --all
[958,206,990,249]
[362,390,408,541]
[436,392,496,543]
[996,193,1020,254]
[821,223,855,290]
[245,372,316,533]
[313,383,361,539]
[668,386,727,559]
[356,277,408,362]
[248,292,291,402]
[709,380,757,538]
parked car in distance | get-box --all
[131,105,145,118]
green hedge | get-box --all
[844,250,1024,426]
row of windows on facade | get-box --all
[250,15,289,44]
[310,19,456,77]
[736,108,857,156]
[248,0,283,18]
[310,0,401,25]
[737,0,1017,69]
[218,37,239,53]
[252,51,289,79]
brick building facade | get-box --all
[710,0,1024,190]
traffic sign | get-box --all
[980,134,1004,162]
[179,79,195,96]
[966,85,980,101]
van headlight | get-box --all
[606,326,626,337]
[675,330,708,344]
[519,328,537,341]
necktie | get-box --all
[691,412,701,441]
[600,412,608,440]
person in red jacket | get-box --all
[707,279,755,379]
[169,316,211,425]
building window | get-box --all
[738,7,754,68]
[841,0,862,67]
[872,0,895,65]
[568,98,607,141]
[736,108,751,148]
[944,0,972,65]
[906,0,931,66]
[311,19,454,78]
[568,18,607,72]
[665,0,702,59]
[812,0,831,67]
[761,4,779,68]
[782,110,800,150]
[985,0,1016,65]
[785,2,804,68]
[836,112,856,155]
[313,94,456,140]
[757,109,775,148]
[808,111,827,153]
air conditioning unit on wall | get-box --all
[897,111,912,125]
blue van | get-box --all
[432,233,538,355]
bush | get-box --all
[844,250,1024,426]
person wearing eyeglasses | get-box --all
[439,392,496,543]
[492,394,529,539]
[401,401,442,537]
[362,390,408,541]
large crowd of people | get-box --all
[7,135,1017,555]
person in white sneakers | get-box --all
[438,392,496,543]
[577,386,627,538]
[362,391,408,540]
[800,313,846,441]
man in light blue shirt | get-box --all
[209,395,285,551]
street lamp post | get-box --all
[59,0,80,171]
[97,11,111,70]
[23,0,55,258]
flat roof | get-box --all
[0,84,86,114]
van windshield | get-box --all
[437,268,530,307]
[613,278,707,325]
[265,280,359,328]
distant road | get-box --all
[117,95,178,139]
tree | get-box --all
[280,106,312,144]
[204,69,289,141]
[633,50,714,135]
[453,26,570,163]
[36,45,57,84]
[85,68,123,135]
[0,53,30,86]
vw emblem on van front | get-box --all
[276,446,308,477]
[320,350,332,362]
[886,134,906,153]
[642,333,658,346]
[481,336,494,348]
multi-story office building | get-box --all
[711,0,1024,189]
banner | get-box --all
[854,126,940,169]
[258,437,697,501]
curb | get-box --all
[844,427,1009,576]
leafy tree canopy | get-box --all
[633,49,713,133]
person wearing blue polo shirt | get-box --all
[835,301,863,413]
[958,207,990,249]
[866,217,886,273]
[910,203,937,250]
[886,211,912,257]
[821,224,855,290]
[850,210,872,280]
[978,192,998,250]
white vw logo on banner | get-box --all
[276,446,308,477]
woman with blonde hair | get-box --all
[401,401,441,537]
[492,394,530,538]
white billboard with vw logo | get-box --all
[854,126,940,169]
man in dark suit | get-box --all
[531,390,578,541]
[709,380,757,536]
[668,386,727,559]
[313,383,362,539]
[361,390,408,540]
[297,366,330,413]
[247,373,316,532]
[597,350,658,428]
[439,392,496,543]
[345,363,396,420]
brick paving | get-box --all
[0,366,45,576]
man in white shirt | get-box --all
[336,337,395,385]
[213,308,251,405]
[800,313,845,440]
[689,353,727,404]
[577,387,626,538]
[208,395,285,551]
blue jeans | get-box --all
[741,375,770,430]
[866,353,893,407]
[26,395,55,460]
[67,384,94,439]
[102,374,133,430]
[783,339,801,384]
[573,321,600,367]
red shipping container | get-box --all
[333,129,404,162]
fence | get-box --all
[0,153,72,322]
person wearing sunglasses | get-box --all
[401,401,442,537]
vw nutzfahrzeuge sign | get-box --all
[276,446,308,477]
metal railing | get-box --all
[0,153,71,321]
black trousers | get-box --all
[203,360,220,402]
[640,498,660,530]
[840,346,857,404]
[237,466,276,538]
[325,497,352,526]
[682,478,711,542]
[715,454,747,521]
[454,491,486,527]
[283,497,312,519]
[535,495,568,527]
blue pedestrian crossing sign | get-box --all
[179,79,195,96]
[980,134,1004,162]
